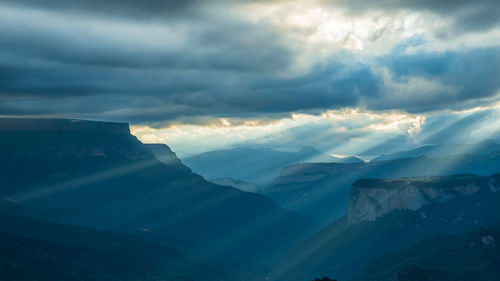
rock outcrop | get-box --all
[348,175,486,224]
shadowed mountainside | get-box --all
[145,143,186,167]
[0,118,315,278]
[0,214,238,281]
[211,177,260,193]
[351,222,500,281]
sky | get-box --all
[1,0,500,157]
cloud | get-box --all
[367,46,500,112]
[131,108,427,156]
[0,6,291,72]
[1,0,204,18]
[332,0,500,34]
[0,5,382,122]
[131,104,500,158]
[0,59,381,122]
[0,0,499,131]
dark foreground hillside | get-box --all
[0,118,314,280]
[351,222,500,281]
[0,215,233,281]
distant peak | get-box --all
[339,156,365,164]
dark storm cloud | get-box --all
[0,56,381,122]
[1,0,203,18]
[0,0,499,124]
[244,60,381,112]
[333,0,500,34]
[1,25,499,122]
[370,46,500,112]
[16,0,495,38]
[0,12,290,72]
[0,1,383,122]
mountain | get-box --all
[351,222,500,281]
[182,146,354,184]
[0,214,236,281]
[337,156,365,164]
[267,152,500,225]
[0,118,315,276]
[211,177,260,193]
[145,143,186,167]
[372,139,500,162]
[274,173,500,281]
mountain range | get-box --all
[371,139,500,162]
[2,118,500,281]
[0,118,314,279]
[266,150,500,225]
[182,146,364,184]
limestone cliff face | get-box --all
[348,175,486,224]
[0,118,154,161]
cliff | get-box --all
[279,173,500,281]
[348,174,491,224]
[0,118,315,273]
[0,118,148,163]
[0,118,130,134]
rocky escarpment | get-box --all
[0,118,315,274]
[266,152,500,226]
[0,118,130,134]
[280,173,500,281]
[348,174,495,224]
[0,118,154,164]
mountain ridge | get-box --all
[372,139,500,162]
[267,152,500,225]
[0,118,315,277]
[182,146,361,184]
